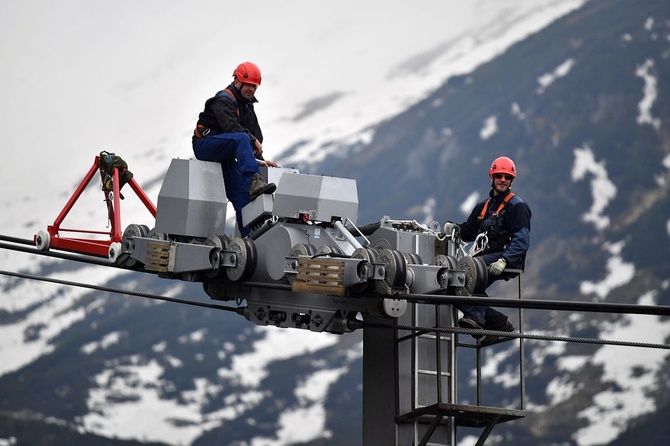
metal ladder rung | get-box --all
[417,369,451,377]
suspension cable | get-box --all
[2,235,668,348]
[399,292,670,316]
[1,266,667,350]
[0,268,240,313]
[364,322,669,350]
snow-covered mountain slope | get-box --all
[0,0,585,201]
[5,1,669,445]
[0,2,587,444]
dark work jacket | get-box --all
[193,83,263,148]
[459,189,531,270]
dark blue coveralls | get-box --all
[192,84,265,236]
[457,189,532,329]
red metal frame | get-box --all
[35,155,157,258]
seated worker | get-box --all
[192,61,280,237]
[443,156,532,345]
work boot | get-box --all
[458,317,484,339]
[249,173,276,200]
[481,319,516,347]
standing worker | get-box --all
[192,61,280,236]
[443,156,532,345]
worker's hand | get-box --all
[264,160,280,168]
[488,258,507,276]
[253,139,263,157]
[442,222,460,240]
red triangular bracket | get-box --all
[34,154,157,258]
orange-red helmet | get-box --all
[489,156,517,179]
[233,62,262,86]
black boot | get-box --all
[484,307,509,330]
[249,173,276,200]
[481,319,516,347]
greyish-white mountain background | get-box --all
[1,0,669,445]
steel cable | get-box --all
[1,267,668,349]
[0,268,239,313]
[1,235,668,349]
[364,322,670,350]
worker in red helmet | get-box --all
[192,61,280,236]
[443,156,532,345]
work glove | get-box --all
[443,222,461,240]
[488,258,507,276]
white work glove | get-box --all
[488,258,507,276]
[442,222,460,240]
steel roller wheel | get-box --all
[402,252,422,290]
[351,247,379,293]
[457,256,488,295]
[315,245,343,256]
[123,224,149,238]
[226,236,257,282]
[375,249,407,295]
[202,235,229,279]
[286,243,317,284]
[472,256,488,295]
[147,228,168,240]
[434,254,458,269]
[290,243,316,257]
[402,252,423,265]
[120,224,149,267]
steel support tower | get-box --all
[363,280,526,446]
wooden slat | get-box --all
[291,258,346,296]
[145,241,169,272]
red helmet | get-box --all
[489,156,516,179]
[233,62,262,86]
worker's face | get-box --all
[239,82,258,100]
[492,173,513,194]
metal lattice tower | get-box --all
[363,276,526,446]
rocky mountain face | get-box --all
[317,0,670,443]
[1,0,669,445]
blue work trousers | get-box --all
[193,132,260,236]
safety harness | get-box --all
[477,192,515,221]
[473,192,516,255]
[193,88,239,139]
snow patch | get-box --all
[571,144,617,231]
[178,328,208,344]
[644,17,654,32]
[557,355,589,373]
[81,331,125,354]
[80,357,221,445]
[460,191,481,216]
[480,115,498,140]
[510,102,526,120]
[579,240,635,299]
[476,346,520,390]
[536,58,575,94]
[546,374,584,406]
[417,197,437,225]
[218,327,340,388]
[635,59,661,130]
